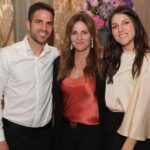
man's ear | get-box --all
[26,20,30,31]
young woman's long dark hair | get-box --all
[58,13,104,80]
[105,6,150,83]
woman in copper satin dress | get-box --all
[53,12,106,150]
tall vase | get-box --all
[99,27,109,48]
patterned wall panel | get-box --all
[31,0,52,4]
[0,0,14,47]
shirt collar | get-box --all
[23,35,50,56]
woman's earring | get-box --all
[70,44,73,50]
[91,39,94,48]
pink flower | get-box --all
[86,10,94,17]
[80,0,133,29]
[110,0,124,9]
[102,0,111,4]
[82,2,88,11]
[89,0,99,7]
[93,15,105,29]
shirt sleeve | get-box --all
[118,55,150,141]
[0,49,10,141]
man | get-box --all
[0,2,59,150]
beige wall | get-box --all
[133,0,150,46]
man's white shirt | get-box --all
[0,36,59,141]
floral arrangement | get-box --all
[81,0,133,29]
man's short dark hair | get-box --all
[28,2,55,22]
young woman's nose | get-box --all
[118,25,123,32]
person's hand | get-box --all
[121,137,137,150]
[0,141,9,150]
